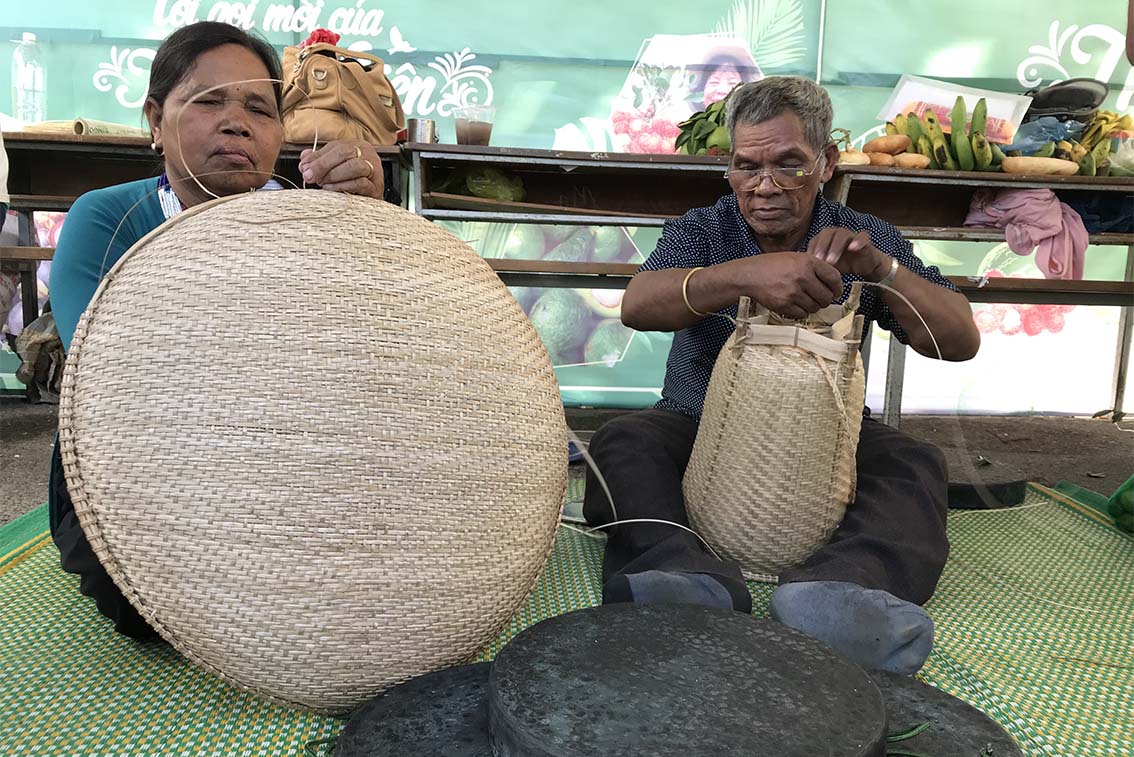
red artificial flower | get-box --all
[299,29,341,49]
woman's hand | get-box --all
[298,140,384,199]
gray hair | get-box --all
[725,76,834,154]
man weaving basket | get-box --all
[584,77,980,675]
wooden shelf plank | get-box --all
[486,259,637,276]
[947,276,1132,293]
[899,226,1133,246]
[420,208,671,227]
[8,194,77,211]
[950,277,1133,306]
[486,260,1132,303]
[834,164,1134,192]
[0,246,55,262]
[408,142,730,170]
[2,130,151,148]
[2,131,399,157]
[422,192,666,219]
[486,259,636,290]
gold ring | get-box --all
[354,146,363,160]
[362,159,375,179]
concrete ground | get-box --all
[567,409,1133,496]
[2,398,1132,527]
[2,399,57,526]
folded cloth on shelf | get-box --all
[964,188,1088,280]
[1063,193,1134,234]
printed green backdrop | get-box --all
[1,1,1130,413]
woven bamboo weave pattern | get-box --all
[684,296,865,579]
[57,190,567,714]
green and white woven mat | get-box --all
[1,484,1129,756]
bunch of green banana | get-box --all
[909,97,1005,172]
[883,98,1011,172]
[893,115,937,167]
[1065,138,1116,176]
[1080,109,1134,151]
[676,98,730,156]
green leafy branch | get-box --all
[714,0,807,70]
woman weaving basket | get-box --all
[49,22,390,639]
[584,77,981,675]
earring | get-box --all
[151,142,163,156]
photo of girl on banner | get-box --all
[689,44,763,109]
[610,35,761,154]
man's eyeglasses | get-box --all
[724,153,826,191]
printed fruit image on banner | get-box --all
[481,223,644,266]
[610,35,761,154]
[515,287,635,368]
[504,225,644,368]
[971,243,1077,338]
[518,276,671,410]
[973,300,1073,338]
[442,219,648,370]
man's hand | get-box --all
[738,252,845,320]
[807,228,890,281]
[806,228,980,361]
[298,140,384,199]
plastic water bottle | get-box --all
[11,32,46,124]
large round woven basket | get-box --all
[58,190,566,714]
[684,290,866,581]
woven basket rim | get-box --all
[55,191,412,710]
[55,190,563,713]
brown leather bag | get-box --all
[281,43,406,145]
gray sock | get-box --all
[621,570,736,610]
[768,580,934,675]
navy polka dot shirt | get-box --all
[641,193,958,420]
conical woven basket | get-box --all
[684,285,866,581]
[57,190,567,714]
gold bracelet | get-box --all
[682,267,709,317]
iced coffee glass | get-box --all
[454,106,495,146]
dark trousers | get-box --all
[49,441,160,640]
[583,409,950,606]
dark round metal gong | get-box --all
[869,670,1023,757]
[334,662,492,757]
[941,447,1028,509]
[488,603,888,757]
